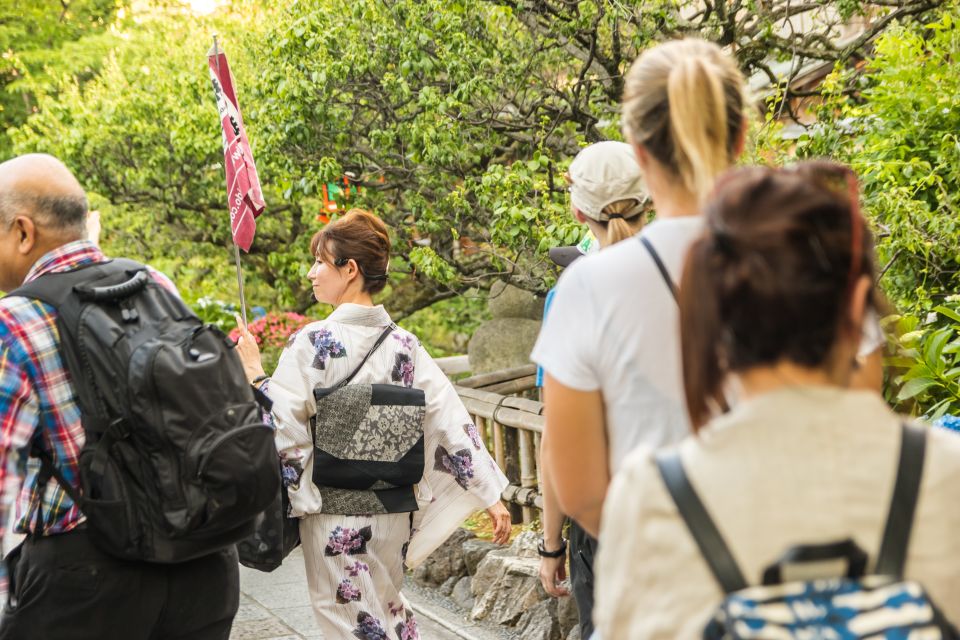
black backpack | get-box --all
[11,258,279,563]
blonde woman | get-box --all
[531,41,748,633]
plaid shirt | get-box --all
[0,240,178,560]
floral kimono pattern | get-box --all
[266,304,508,639]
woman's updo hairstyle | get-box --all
[622,39,747,202]
[680,162,877,428]
[309,208,391,295]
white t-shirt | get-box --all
[531,216,704,473]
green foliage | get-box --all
[409,247,460,288]
[885,299,960,420]
[10,7,319,314]
[5,0,951,362]
[192,296,239,332]
[785,9,960,314]
[0,0,128,156]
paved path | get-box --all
[229,548,464,640]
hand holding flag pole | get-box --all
[208,34,265,327]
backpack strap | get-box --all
[9,261,108,308]
[30,441,84,508]
[655,450,748,593]
[334,324,396,389]
[875,422,926,579]
[8,259,147,308]
[639,236,678,302]
[7,259,149,526]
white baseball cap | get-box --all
[568,141,648,221]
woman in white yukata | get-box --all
[235,208,511,640]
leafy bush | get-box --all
[884,300,960,419]
[192,296,240,332]
[787,9,960,314]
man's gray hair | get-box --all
[0,190,88,234]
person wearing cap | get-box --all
[536,141,648,640]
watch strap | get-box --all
[538,537,567,558]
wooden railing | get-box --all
[436,358,544,525]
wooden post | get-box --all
[518,429,537,524]
[492,420,505,472]
[476,415,488,450]
[533,432,542,488]
[502,426,523,523]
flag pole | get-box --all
[213,33,249,328]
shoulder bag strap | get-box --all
[335,324,396,389]
[639,236,678,302]
[29,438,84,534]
[655,450,748,593]
[7,261,112,308]
[875,422,926,579]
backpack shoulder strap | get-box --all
[8,262,107,309]
[7,259,147,309]
[875,422,926,579]
[335,324,396,389]
[655,449,748,593]
[639,236,678,302]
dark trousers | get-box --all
[0,528,239,640]
[569,520,598,638]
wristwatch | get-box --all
[537,537,567,558]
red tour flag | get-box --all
[208,44,265,252]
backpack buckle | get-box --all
[109,418,130,440]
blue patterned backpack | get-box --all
[656,424,959,639]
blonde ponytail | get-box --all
[622,39,747,203]
[601,199,647,245]
[667,56,732,201]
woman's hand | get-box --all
[539,552,570,597]
[486,501,512,545]
[234,315,266,384]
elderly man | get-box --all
[0,155,239,639]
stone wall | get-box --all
[412,529,580,640]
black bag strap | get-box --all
[761,538,868,585]
[875,422,926,579]
[658,423,927,593]
[335,324,396,389]
[639,236,678,302]
[7,259,147,309]
[655,450,747,593]
[28,439,84,535]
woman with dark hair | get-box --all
[235,209,510,639]
[595,164,960,637]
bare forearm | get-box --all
[542,374,610,539]
[538,433,567,545]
